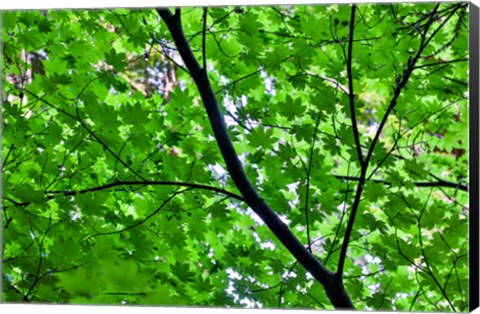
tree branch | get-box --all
[288,72,349,95]
[1,144,14,170]
[45,180,245,202]
[336,4,441,278]
[304,112,322,253]
[215,68,263,95]
[414,57,468,70]
[87,188,188,238]
[202,8,208,70]
[333,175,468,192]
[156,7,354,309]
[346,5,364,166]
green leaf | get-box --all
[105,48,127,71]
[246,127,275,150]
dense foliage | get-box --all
[1,2,470,311]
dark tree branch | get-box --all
[25,217,67,299]
[336,4,441,279]
[202,8,208,70]
[346,5,364,167]
[409,288,423,311]
[323,163,351,266]
[72,77,149,182]
[4,281,30,302]
[336,171,366,277]
[37,264,83,283]
[208,29,239,59]
[414,57,468,69]
[104,292,147,296]
[187,8,236,41]
[304,112,322,253]
[226,109,252,131]
[2,144,14,170]
[156,7,354,309]
[87,188,189,238]
[215,68,263,95]
[444,76,467,86]
[5,180,245,211]
[46,180,245,202]
[365,4,440,169]
[333,175,468,192]
[149,35,190,74]
[417,191,457,311]
[367,98,462,180]
[343,269,384,279]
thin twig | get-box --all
[87,188,190,238]
[333,174,467,192]
[1,144,14,170]
[202,8,208,70]
[304,112,322,253]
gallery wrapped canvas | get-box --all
[1,1,478,312]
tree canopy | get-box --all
[1,2,470,311]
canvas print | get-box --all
[1,2,476,311]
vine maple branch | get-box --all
[87,188,189,238]
[1,144,14,170]
[336,4,441,278]
[202,8,208,70]
[46,180,245,202]
[417,190,457,311]
[414,57,468,69]
[304,112,322,253]
[157,7,354,309]
[346,4,364,167]
[333,175,468,192]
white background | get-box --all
[1,0,474,9]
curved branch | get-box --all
[156,7,354,309]
[87,188,189,238]
[45,180,245,202]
